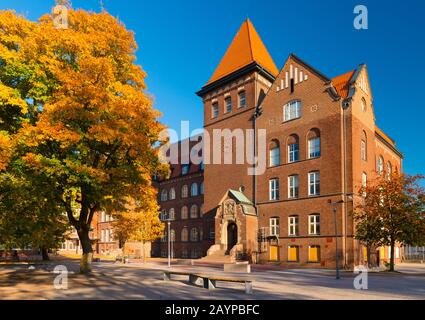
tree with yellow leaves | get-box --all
[0,9,168,273]
[355,172,425,271]
[113,196,164,263]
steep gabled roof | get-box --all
[332,69,356,98]
[205,19,279,86]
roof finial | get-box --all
[100,0,104,11]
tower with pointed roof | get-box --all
[196,20,278,256]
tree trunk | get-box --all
[78,227,93,274]
[389,239,395,272]
[366,244,371,268]
[41,247,49,261]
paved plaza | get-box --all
[1,260,424,300]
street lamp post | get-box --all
[167,220,171,268]
[329,199,344,280]
[333,207,340,280]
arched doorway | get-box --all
[226,222,238,254]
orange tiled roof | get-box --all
[332,70,356,98]
[205,19,279,86]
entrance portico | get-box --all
[206,190,258,262]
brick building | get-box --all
[193,19,403,268]
[63,19,402,268]
[151,136,212,259]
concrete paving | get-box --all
[0,261,424,300]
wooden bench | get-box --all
[202,276,253,294]
[162,271,253,294]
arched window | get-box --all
[181,185,188,198]
[287,134,300,163]
[169,188,176,200]
[190,228,199,242]
[386,161,392,179]
[200,182,204,195]
[181,206,188,220]
[378,156,384,176]
[269,140,280,167]
[361,97,367,112]
[181,228,189,242]
[170,229,176,242]
[307,128,321,159]
[190,205,198,219]
[361,130,367,161]
[191,183,198,197]
[161,189,168,202]
[169,208,175,220]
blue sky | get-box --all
[1,0,424,177]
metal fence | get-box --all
[403,245,425,261]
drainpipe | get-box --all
[342,98,350,269]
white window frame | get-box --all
[308,137,321,158]
[239,91,246,108]
[361,140,366,161]
[283,100,301,121]
[378,157,384,176]
[270,146,280,167]
[309,214,320,235]
[270,217,279,236]
[288,143,299,163]
[308,171,320,196]
[212,102,219,118]
[269,179,279,201]
[288,216,299,236]
[225,97,232,113]
[288,175,299,199]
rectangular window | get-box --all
[212,102,219,118]
[288,143,299,163]
[284,100,301,121]
[361,140,366,161]
[101,230,105,242]
[270,147,280,167]
[269,179,279,201]
[288,245,299,262]
[308,246,320,262]
[239,91,246,108]
[308,137,321,158]
[101,211,105,222]
[288,175,299,199]
[225,97,232,113]
[270,218,279,236]
[309,214,320,235]
[308,171,320,196]
[288,216,299,236]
